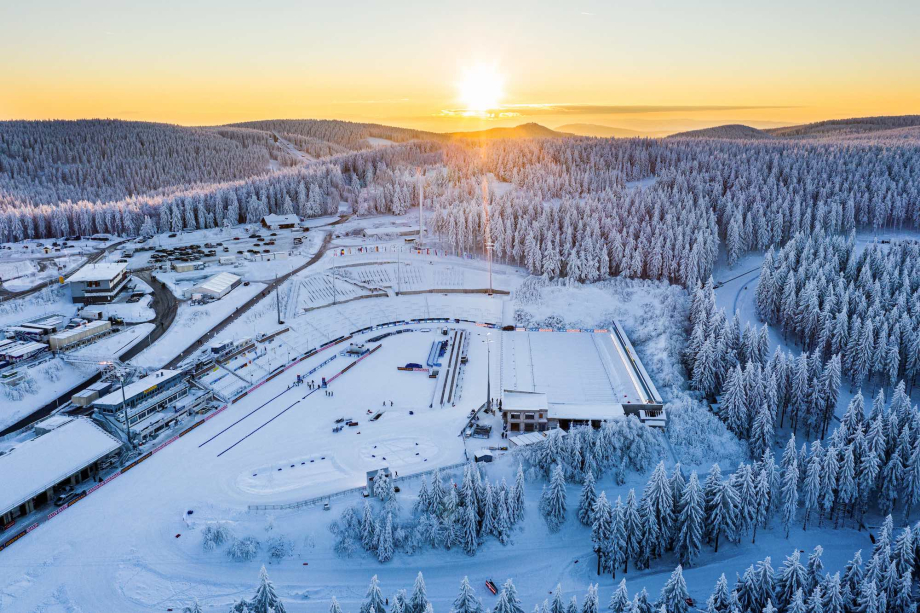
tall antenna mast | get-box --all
[417,167,424,248]
[482,177,493,296]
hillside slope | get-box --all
[667,124,774,140]
[555,123,650,138]
[765,114,920,138]
[447,122,568,140]
[0,119,275,206]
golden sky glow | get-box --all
[1,0,918,134]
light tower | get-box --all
[482,177,493,296]
[417,167,424,248]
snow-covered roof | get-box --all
[49,320,110,341]
[193,272,241,295]
[548,402,626,421]
[501,390,548,412]
[93,369,183,408]
[508,429,567,448]
[0,417,122,516]
[261,214,299,225]
[68,262,126,283]
[2,341,47,358]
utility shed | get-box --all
[190,272,241,300]
[0,417,121,525]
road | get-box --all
[164,232,333,368]
[0,271,179,436]
[0,238,130,301]
[0,222,342,435]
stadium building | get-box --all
[499,323,665,432]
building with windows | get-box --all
[499,324,665,432]
[92,369,188,428]
[261,214,299,230]
[68,262,129,304]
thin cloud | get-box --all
[434,104,793,121]
[335,98,411,105]
[500,104,796,115]
[580,11,595,15]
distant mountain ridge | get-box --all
[554,124,652,138]
[668,115,920,141]
[446,122,568,140]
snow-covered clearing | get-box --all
[130,282,266,369]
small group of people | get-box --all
[325,389,334,397]
[294,375,316,389]
[381,400,394,407]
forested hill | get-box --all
[0,119,274,206]
[221,119,445,157]
[669,115,920,142]
[668,124,773,140]
[765,114,920,138]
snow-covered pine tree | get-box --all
[377,514,394,562]
[450,577,483,613]
[781,437,800,538]
[675,472,704,566]
[408,572,429,613]
[578,471,598,526]
[250,566,286,613]
[541,464,568,532]
[590,491,613,575]
[609,580,630,613]
[657,566,690,613]
[360,576,386,613]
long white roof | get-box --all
[49,320,110,341]
[93,369,182,407]
[68,262,126,283]
[0,417,121,516]
[193,272,241,294]
[262,214,299,225]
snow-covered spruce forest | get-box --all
[1,118,918,293]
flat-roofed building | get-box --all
[0,417,121,526]
[92,369,188,428]
[68,262,129,304]
[499,324,665,432]
[48,320,112,351]
[189,272,241,300]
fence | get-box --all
[247,461,469,512]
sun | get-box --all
[458,64,504,113]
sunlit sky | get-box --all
[1,0,918,134]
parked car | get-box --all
[54,490,82,507]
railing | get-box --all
[247,461,469,511]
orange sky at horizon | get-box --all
[1,0,918,134]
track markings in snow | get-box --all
[198,387,296,448]
[216,398,306,457]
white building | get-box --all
[189,272,241,300]
[0,417,121,526]
[261,214,299,230]
[499,324,665,431]
[68,262,129,304]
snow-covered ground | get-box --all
[2,220,908,613]
[0,324,154,432]
[0,286,77,328]
[130,282,267,369]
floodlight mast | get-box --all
[482,178,493,296]
[417,167,424,248]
